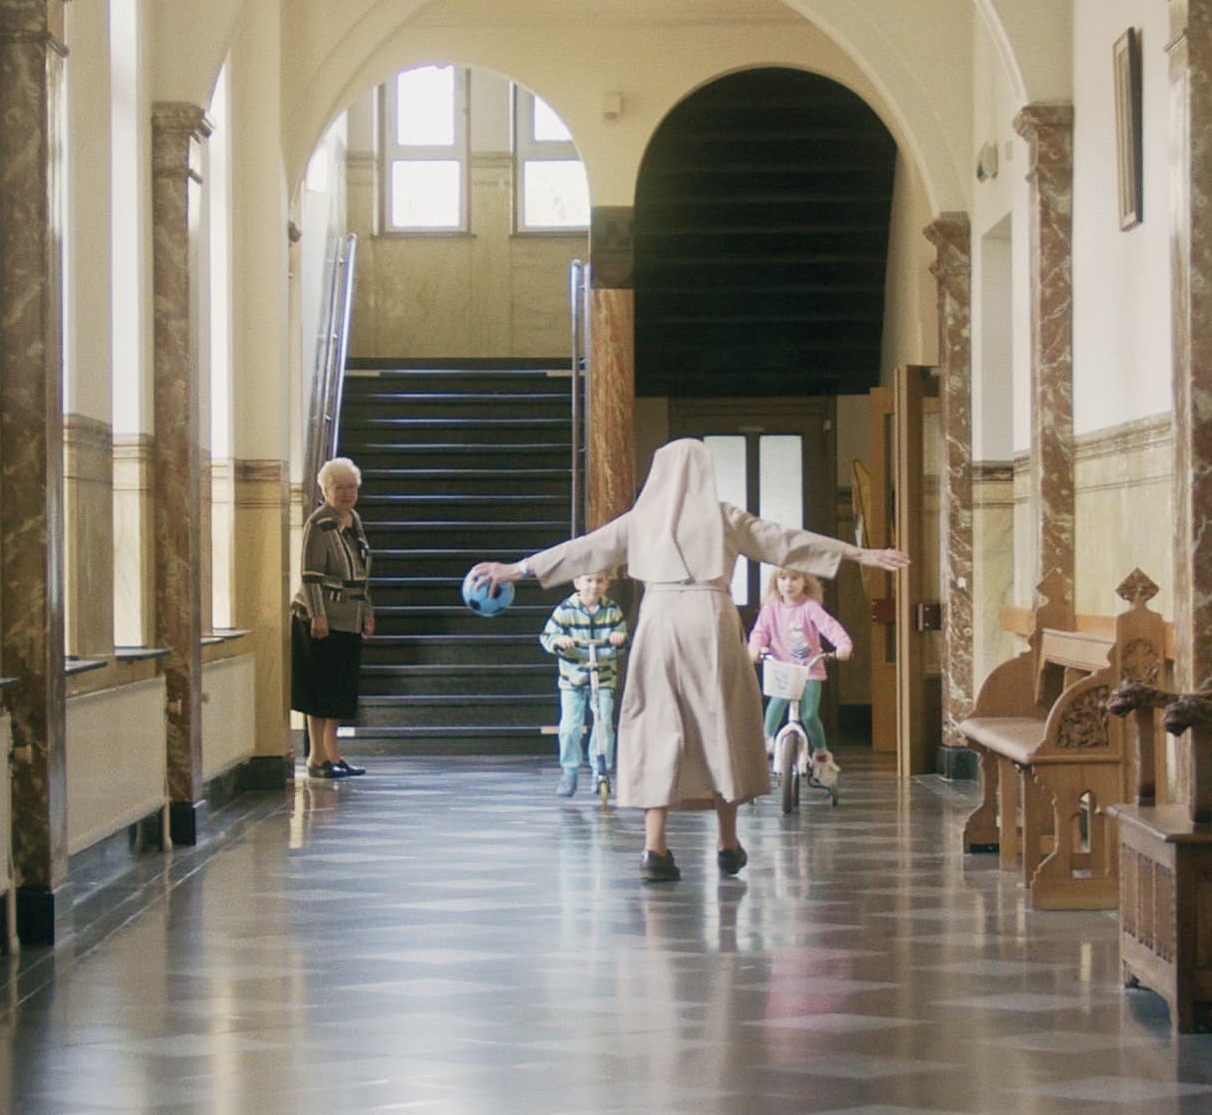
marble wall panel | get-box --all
[346,151,584,360]
[971,463,1016,688]
[113,436,154,648]
[64,413,114,657]
[511,236,585,357]
[468,153,514,354]
[1074,415,1173,618]
[210,458,235,630]
[233,460,290,758]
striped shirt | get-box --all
[539,593,627,689]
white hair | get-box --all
[318,457,362,490]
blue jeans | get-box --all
[558,686,616,774]
[764,680,826,752]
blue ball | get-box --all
[462,570,515,616]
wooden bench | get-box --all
[960,569,1168,910]
[1107,686,1212,1031]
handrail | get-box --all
[569,258,590,536]
[304,233,357,508]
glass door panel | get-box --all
[704,435,748,604]
[758,434,804,595]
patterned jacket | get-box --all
[539,593,627,689]
[291,505,373,635]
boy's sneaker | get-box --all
[640,849,680,882]
[556,773,577,797]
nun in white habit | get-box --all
[471,438,908,882]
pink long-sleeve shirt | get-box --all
[747,597,852,680]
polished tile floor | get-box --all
[4,748,1212,1114]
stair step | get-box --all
[361,468,573,498]
[341,725,554,759]
[363,634,555,667]
[358,694,555,729]
[339,361,579,749]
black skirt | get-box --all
[291,615,363,719]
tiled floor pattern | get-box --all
[3,750,1212,1114]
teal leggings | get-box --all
[764,680,826,752]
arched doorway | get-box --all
[634,66,898,747]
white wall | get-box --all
[1071,0,1172,435]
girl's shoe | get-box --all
[556,773,577,797]
[334,759,366,776]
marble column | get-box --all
[587,207,636,529]
[0,0,69,945]
[925,215,974,755]
[1168,0,1212,819]
[1014,104,1076,628]
[152,102,211,844]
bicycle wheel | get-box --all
[778,731,802,814]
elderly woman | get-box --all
[472,439,908,881]
[291,457,375,779]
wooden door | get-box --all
[894,366,942,776]
[864,386,897,753]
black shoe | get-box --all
[334,759,366,776]
[307,761,347,779]
[717,844,748,876]
[640,849,681,882]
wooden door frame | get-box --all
[866,386,896,753]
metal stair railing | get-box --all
[304,232,358,508]
[569,258,590,536]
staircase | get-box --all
[339,357,578,755]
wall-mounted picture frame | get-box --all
[1114,27,1143,230]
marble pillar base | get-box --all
[17,882,74,948]
[169,799,207,848]
[237,755,292,791]
[937,744,978,782]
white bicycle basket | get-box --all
[761,659,812,701]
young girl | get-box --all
[748,568,853,757]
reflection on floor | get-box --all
[4,748,1212,1114]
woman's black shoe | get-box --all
[307,761,347,779]
[335,759,366,776]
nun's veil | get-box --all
[627,439,726,583]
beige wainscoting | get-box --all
[201,654,256,781]
[66,677,167,856]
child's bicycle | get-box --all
[762,651,840,812]
[559,638,618,804]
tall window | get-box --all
[513,88,589,231]
[381,64,469,231]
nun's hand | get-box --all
[469,561,525,589]
[858,547,911,571]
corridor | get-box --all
[3,752,1211,1114]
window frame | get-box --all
[512,85,589,235]
[379,65,471,235]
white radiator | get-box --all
[202,655,255,780]
[66,677,167,856]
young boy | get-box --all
[539,571,628,797]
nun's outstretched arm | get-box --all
[470,514,631,592]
